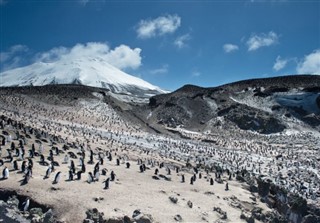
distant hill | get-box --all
[139,75,320,134]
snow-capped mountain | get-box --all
[0,57,167,97]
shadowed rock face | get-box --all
[142,75,320,134]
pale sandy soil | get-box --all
[0,122,272,223]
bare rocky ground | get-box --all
[0,83,319,223]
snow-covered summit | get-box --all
[0,56,167,97]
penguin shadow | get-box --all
[38,161,49,166]
[52,180,58,185]
[18,178,28,186]
[0,177,7,181]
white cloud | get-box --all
[0,45,29,63]
[136,14,181,39]
[149,64,168,75]
[104,44,142,70]
[174,34,191,49]
[297,49,320,74]
[223,44,239,53]
[273,56,288,71]
[2,42,142,71]
[0,45,29,71]
[246,31,279,51]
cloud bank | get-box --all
[223,44,239,53]
[247,31,279,51]
[174,34,191,49]
[136,14,181,39]
[1,42,142,72]
[297,49,320,74]
[273,56,288,71]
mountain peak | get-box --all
[0,56,166,97]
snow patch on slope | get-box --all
[0,57,167,97]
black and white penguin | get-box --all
[103,178,110,189]
[94,170,100,181]
[87,172,94,183]
[22,198,30,211]
[139,165,144,173]
[190,176,194,185]
[68,170,74,181]
[210,178,214,185]
[76,171,82,180]
[126,162,130,168]
[116,158,120,166]
[110,171,115,181]
[53,171,61,184]
[70,160,75,174]
[44,166,52,179]
[181,174,185,183]
[2,166,9,179]
[13,160,18,171]
[154,168,159,175]
[22,173,30,185]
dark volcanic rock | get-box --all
[142,75,320,135]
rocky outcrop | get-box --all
[83,209,154,223]
[0,194,54,223]
[244,175,320,223]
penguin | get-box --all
[68,170,74,181]
[53,171,61,184]
[154,168,159,175]
[210,178,214,185]
[99,156,104,165]
[22,198,30,211]
[55,147,60,156]
[110,171,115,181]
[76,171,82,180]
[22,174,30,185]
[81,163,86,173]
[103,178,110,189]
[139,165,144,173]
[190,176,194,185]
[2,166,9,179]
[116,158,120,166]
[101,168,108,176]
[181,174,185,183]
[79,157,83,167]
[63,155,69,164]
[87,172,94,183]
[28,149,34,158]
[13,160,19,171]
[21,161,27,173]
[28,158,33,168]
[108,153,112,161]
[70,160,75,174]
[225,182,229,191]
[94,171,100,182]
[94,162,100,172]
[126,162,130,168]
[88,150,94,164]
[44,166,52,179]
[40,154,45,164]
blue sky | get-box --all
[0,0,319,91]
